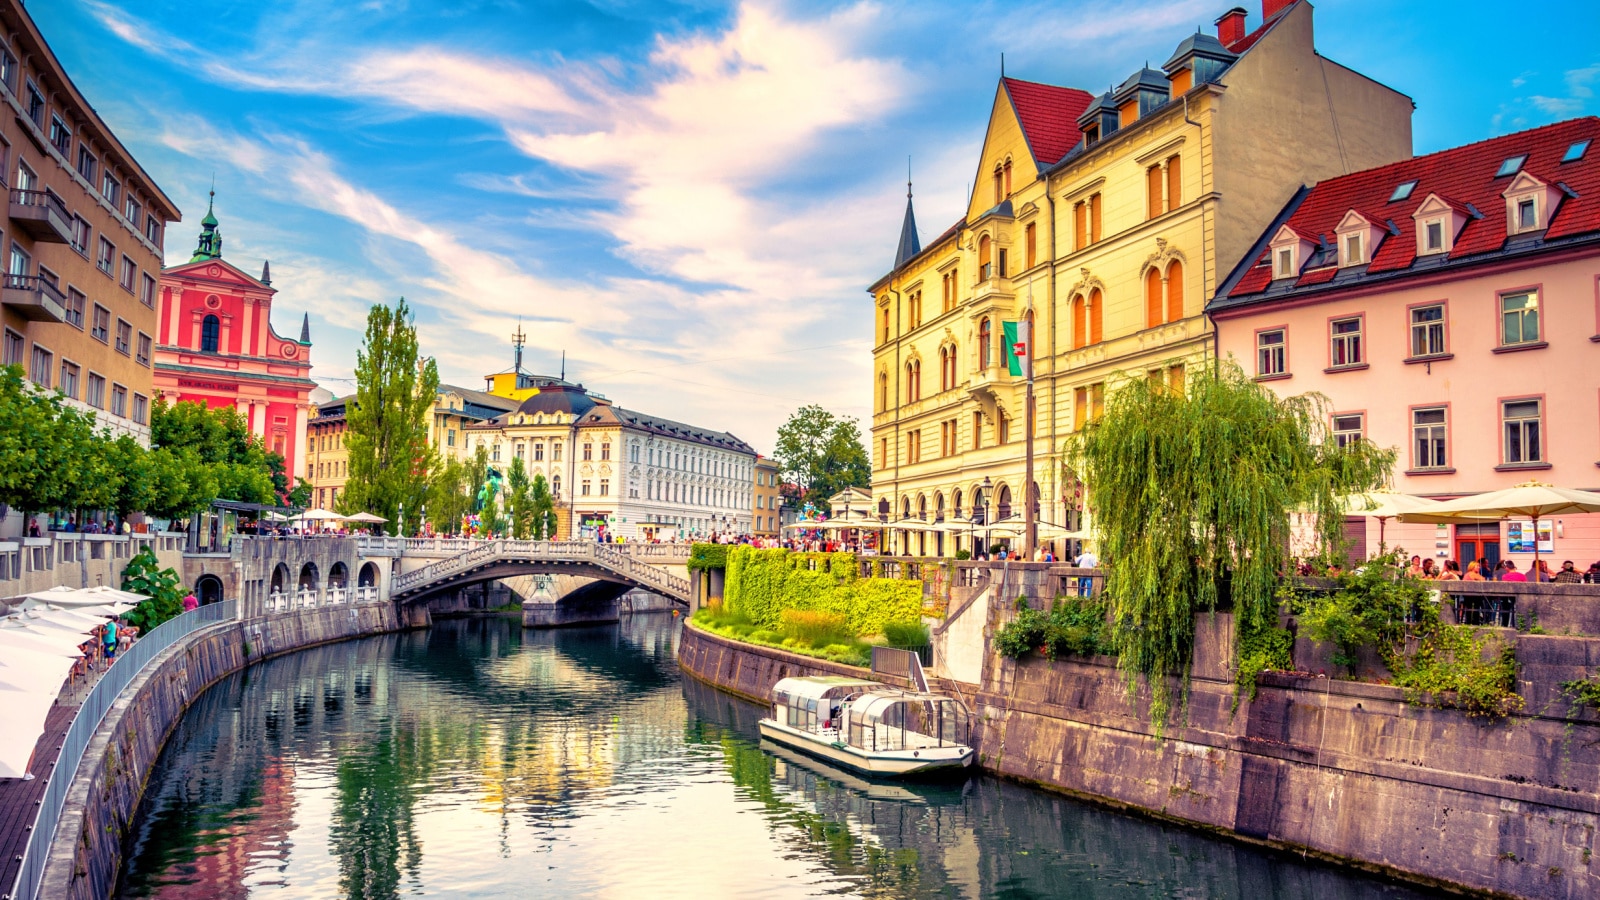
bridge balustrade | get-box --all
[389,539,690,602]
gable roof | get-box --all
[161,255,273,292]
[1214,117,1600,309]
[1002,77,1094,167]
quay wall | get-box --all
[39,602,402,900]
[678,619,1600,900]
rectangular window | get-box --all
[553,443,562,462]
[101,173,121,206]
[972,410,983,450]
[145,214,161,245]
[581,480,591,497]
[1273,247,1294,279]
[1343,233,1363,266]
[1500,290,1540,346]
[1025,223,1037,268]
[2,329,21,367]
[136,332,151,366]
[111,384,127,418]
[1332,413,1364,449]
[69,215,90,255]
[119,256,136,292]
[133,394,148,425]
[583,443,593,460]
[30,345,51,389]
[48,115,71,155]
[85,373,105,409]
[64,288,85,329]
[8,242,30,277]
[124,196,142,226]
[1256,328,1286,376]
[446,428,456,447]
[25,79,43,126]
[1424,220,1444,252]
[1073,201,1087,250]
[533,443,544,461]
[0,49,14,92]
[1329,316,1362,367]
[77,146,96,183]
[1502,399,1543,464]
[1410,304,1446,357]
[14,158,34,191]
[1089,193,1102,243]
[601,443,612,460]
[140,273,156,307]
[91,305,110,342]
[1412,407,1448,470]
[1517,198,1537,231]
[115,319,131,355]
[97,238,114,275]
[58,361,78,399]
[600,479,609,496]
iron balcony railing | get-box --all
[11,599,239,900]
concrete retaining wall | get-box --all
[679,619,1600,899]
[39,602,402,900]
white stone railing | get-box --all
[391,540,690,601]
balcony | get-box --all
[2,274,68,322]
[8,189,72,243]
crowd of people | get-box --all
[1403,555,1600,583]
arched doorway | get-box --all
[270,563,290,595]
[195,575,224,606]
[298,562,319,592]
[328,561,349,588]
[358,562,380,588]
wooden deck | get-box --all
[0,689,77,898]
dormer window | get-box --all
[1495,155,1526,178]
[1389,180,1417,202]
[1422,219,1445,253]
[1343,233,1364,266]
[1516,198,1537,230]
[1412,193,1468,256]
[1502,170,1561,235]
[1563,140,1590,163]
[1274,247,1295,279]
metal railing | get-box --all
[9,187,69,221]
[10,599,239,900]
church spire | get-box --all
[299,312,310,344]
[191,188,223,262]
[260,259,272,285]
[892,168,921,270]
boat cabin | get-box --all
[772,677,877,734]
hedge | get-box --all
[687,542,728,572]
[722,545,922,637]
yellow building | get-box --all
[753,457,781,537]
[869,0,1412,556]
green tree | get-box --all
[773,405,870,512]
[1071,362,1394,730]
[148,399,280,516]
[339,298,439,535]
[505,464,532,539]
[425,456,471,535]
[527,473,556,539]
[0,366,103,525]
[121,547,185,630]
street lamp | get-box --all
[979,475,993,557]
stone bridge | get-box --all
[356,538,693,627]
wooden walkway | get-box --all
[0,688,79,899]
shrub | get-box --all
[687,543,728,572]
[882,620,930,648]
[721,546,921,637]
[779,609,853,648]
[994,595,1110,661]
[120,547,185,631]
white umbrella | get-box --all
[21,585,89,605]
[1338,490,1459,545]
[296,509,346,521]
[1426,482,1600,570]
[0,627,86,657]
[344,512,388,524]
[81,585,148,604]
[0,686,60,778]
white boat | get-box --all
[758,676,975,779]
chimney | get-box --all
[1263,0,1294,19]
[1215,7,1247,49]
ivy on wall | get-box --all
[722,546,921,637]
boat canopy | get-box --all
[846,692,970,753]
[772,677,878,706]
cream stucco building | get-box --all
[869,0,1413,556]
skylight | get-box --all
[1389,180,1418,202]
[1496,155,1527,177]
[1563,139,1591,163]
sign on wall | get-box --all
[1506,520,1553,553]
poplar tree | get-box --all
[340,298,439,535]
[1072,363,1394,730]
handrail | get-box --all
[390,540,690,600]
[11,600,239,900]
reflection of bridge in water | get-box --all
[357,537,693,628]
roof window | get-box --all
[1562,139,1590,163]
[1495,155,1527,178]
[1389,180,1418,202]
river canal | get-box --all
[119,615,1432,899]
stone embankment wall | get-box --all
[679,619,1600,900]
[40,602,402,900]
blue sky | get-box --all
[35,0,1599,454]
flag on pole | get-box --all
[1003,319,1032,379]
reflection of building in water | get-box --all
[148,762,296,900]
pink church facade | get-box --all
[1211,117,1600,572]
[153,197,315,483]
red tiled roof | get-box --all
[1002,78,1093,166]
[1226,117,1600,300]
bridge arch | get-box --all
[390,540,690,609]
[195,574,224,606]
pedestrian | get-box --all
[1464,561,1486,582]
[1074,545,1099,597]
[1531,559,1553,584]
[1500,560,1527,583]
[1585,562,1600,584]
[27,517,40,537]
[183,592,199,613]
[1408,555,1424,578]
[1553,561,1583,584]
[102,619,118,664]
[1420,558,1437,579]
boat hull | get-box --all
[757,719,973,780]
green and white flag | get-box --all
[1003,319,1032,379]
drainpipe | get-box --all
[1044,170,1059,543]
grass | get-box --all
[694,600,876,667]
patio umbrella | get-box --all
[0,686,61,778]
[344,512,389,524]
[1426,482,1600,570]
[296,509,346,521]
[81,585,148,604]
[1338,490,1456,547]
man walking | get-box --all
[1075,545,1099,597]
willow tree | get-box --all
[340,298,439,535]
[1070,362,1393,729]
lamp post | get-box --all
[979,475,992,557]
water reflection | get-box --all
[121,615,1429,899]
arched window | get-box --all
[997,413,1008,445]
[879,371,889,410]
[1003,160,1013,197]
[992,165,1004,204]
[201,314,220,353]
[1088,288,1104,344]
[980,318,993,368]
[1071,296,1086,349]
[953,488,964,519]
[978,235,993,280]
[997,484,1013,520]
[1166,260,1185,322]
[947,341,958,388]
[882,307,890,343]
[917,494,927,520]
[901,496,911,519]
[905,360,921,402]
[1145,268,1163,328]
[935,492,945,521]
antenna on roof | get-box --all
[560,349,566,381]
[511,318,526,374]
